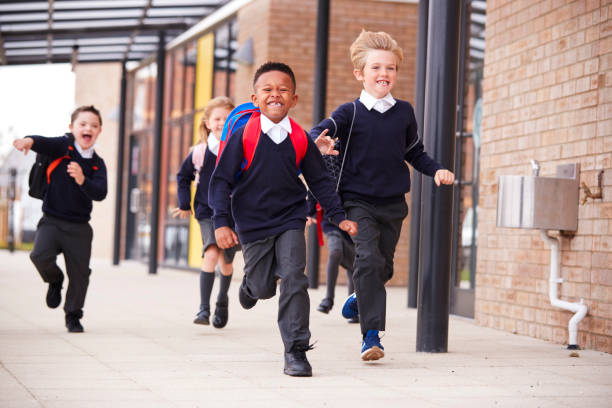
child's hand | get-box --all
[339,219,358,236]
[215,226,239,249]
[171,208,192,219]
[67,161,85,185]
[434,169,455,186]
[13,138,33,155]
[306,216,316,227]
[314,129,339,156]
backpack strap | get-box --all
[288,118,308,169]
[45,144,74,183]
[241,111,262,172]
[191,143,207,185]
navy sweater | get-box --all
[310,99,443,204]
[176,146,217,220]
[29,134,107,223]
[209,125,346,244]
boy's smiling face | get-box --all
[251,70,298,123]
[69,111,101,150]
[354,49,398,99]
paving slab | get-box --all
[1,249,610,407]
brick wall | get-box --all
[479,0,612,352]
[237,0,419,287]
[74,63,121,260]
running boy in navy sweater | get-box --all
[12,105,108,333]
[311,30,454,361]
[209,62,357,377]
[172,96,237,328]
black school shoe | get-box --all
[316,298,333,314]
[46,276,63,309]
[212,300,228,328]
[65,316,84,333]
[193,308,210,325]
[284,345,313,377]
[238,276,257,310]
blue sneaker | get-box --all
[341,293,358,319]
[361,330,384,361]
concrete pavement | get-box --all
[1,249,611,408]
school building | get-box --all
[0,0,610,353]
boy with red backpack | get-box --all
[12,105,107,333]
[209,62,357,377]
[172,96,237,329]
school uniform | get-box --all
[27,134,107,321]
[176,137,237,263]
[310,91,443,334]
[307,195,355,304]
[209,114,346,352]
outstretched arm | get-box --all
[13,137,34,155]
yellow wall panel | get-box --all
[188,33,214,268]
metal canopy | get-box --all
[0,0,231,65]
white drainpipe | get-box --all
[540,231,588,349]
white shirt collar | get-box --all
[74,141,95,159]
[260,114,292,144]
[207,134,220,155]
[359,89,396,113]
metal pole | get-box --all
[113,61,127,265]
[149,31,166,275]
[416,0,461,353]
[8,168,17,253]
[307,0,330,289]
[408,0,429,309]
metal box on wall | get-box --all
[496,163,580,232]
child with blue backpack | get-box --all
[172,96,237,329]
[310,30,455,362]
[209,62,357,377]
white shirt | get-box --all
[359,89,396,114]
[260,114,292,144]
[207,134,220,156]
[74,142,95,159]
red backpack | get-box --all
[216,102,308,177]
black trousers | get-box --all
[344,200,408,335]
[242,229,310,352]
[30,215,93,319]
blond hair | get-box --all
[198,96,235,143]
[350,29,403,72]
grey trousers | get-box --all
[344,200,408,335]
[30,215,93,319]
[242,229,310,352]
[325,230,355,299]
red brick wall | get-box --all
[236,0,419,287]
[479,0,612,352]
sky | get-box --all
[0,64,75,162]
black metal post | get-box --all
[149,31,166,275]
[416,0,461,352]
[113,61,127,266]
[307,0,330,289]
[7,168,17,252]
[408,0,429,309]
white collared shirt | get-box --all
[207,134,220,156]
[359,89,396,114]
[260,114,292,144]
[74,141,95,159]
